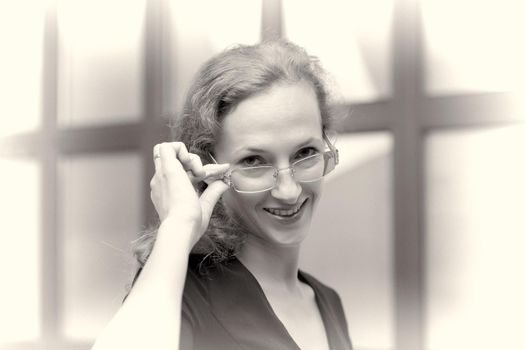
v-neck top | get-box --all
[179,254,353,350]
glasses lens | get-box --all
[230,166,275,192]
[294,153,324,182]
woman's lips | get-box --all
[263,199,308,218]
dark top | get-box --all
[180,255,352,350]
[128,255,352,350]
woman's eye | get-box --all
[295,147,319,160]
[240,155,265,167]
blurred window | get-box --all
[422,0,525,95]
[425,125,525,349]
[283,0,393,103]
[57,0,146,127]
[60,153,142,340]
[1,0,523,349]
[0,159,41,342]
[0,0,45,137]
[163,0,262,113]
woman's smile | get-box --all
[263,198,308,219]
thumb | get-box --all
[199,180,229,227]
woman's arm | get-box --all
[92,143,229,350]
[92,220,193,349]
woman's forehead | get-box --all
[216,82,323,154]
[217,118,323,157]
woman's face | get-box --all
[214,81,325,247]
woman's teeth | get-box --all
[264,201,305,217]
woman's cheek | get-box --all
[222,191,260,220]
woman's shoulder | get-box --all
[182,254,255,330]
[186,253,231,281]
[183,254,237,301]
[183,254,217,294]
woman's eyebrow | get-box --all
[232,147,268,157]
[232,137,322,156]
[296,137,322,148]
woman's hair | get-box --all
[133,39,336,268]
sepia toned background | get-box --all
[0,0,524,349]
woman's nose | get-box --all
[270,168,302,203]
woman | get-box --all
[93,40,352,350]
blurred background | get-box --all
[0,0,524,349]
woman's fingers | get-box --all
[187,163,231,186]
[169,142,206,178]
[184,153,205,178]
[203,163,230,177]
[199,180,229,228]
[153,142,205,176]
[198,164,230,228]
[202,163,230,184]
[158,143,200,202]
[150,142,230,232]
[153,143,230,185]
[153,144,162,173]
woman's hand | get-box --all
[150,142,230,248]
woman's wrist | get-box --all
[144,217,197,274]
[158,216,199,251]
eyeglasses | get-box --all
[209,132,339,194]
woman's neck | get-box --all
[236,236,302,294]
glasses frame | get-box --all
[209,130,339,194]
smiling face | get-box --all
[214,81,325,247]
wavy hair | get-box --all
[133,39,336,268]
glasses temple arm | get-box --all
[322,130,339,165]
